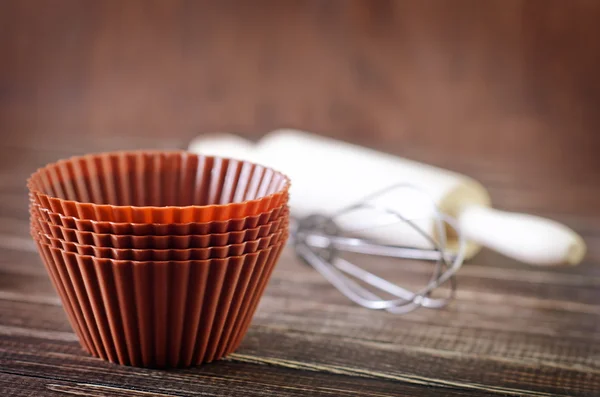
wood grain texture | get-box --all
[1,0,600,395]
[1,147,599,396]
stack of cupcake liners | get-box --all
[28,151,290,368]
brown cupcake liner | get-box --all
[30,195,287,235]
[34,239,97,357]
[32,235,288,368]
[30,209,288,249]
[31,222,287,261]
[28,151,290,222]
[186,234,288,367]
[223,231,288,357]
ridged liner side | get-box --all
[33,237,93,355]
[32,238,286,368]
[46,246,109,361]
[187,256,243,366]
[206,230,288,361]
[225,233,289,355]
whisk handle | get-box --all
[458,206,586,266]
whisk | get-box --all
[291,184,466,314]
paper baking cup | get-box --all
[30,209,288,249]
[32,235,287,368]
[28,151,290,222]
[31,197,287,235]
[32,222,287,261]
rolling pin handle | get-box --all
[458,206,586,266]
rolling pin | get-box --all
[189,129,586,266]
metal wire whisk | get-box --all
[291,184,466,314]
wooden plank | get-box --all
[232,329,599,396]
[0,300,73,334]
[249,295,600,369]
[0,340,491,397]
[0,289,598,396]
[0,335,580,397]
[1,373,179,397]
[0,273,58,300]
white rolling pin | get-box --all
[189,129,586,266]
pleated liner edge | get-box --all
[28,152,290,222]
[29,205,289,251]
[30,195,288,235]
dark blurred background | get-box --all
[1,0,599,216]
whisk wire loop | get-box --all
[292,183,466,314]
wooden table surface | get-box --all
[1,1,600,396]
[0,132,597,397]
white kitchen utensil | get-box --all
[188,129,586,266]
